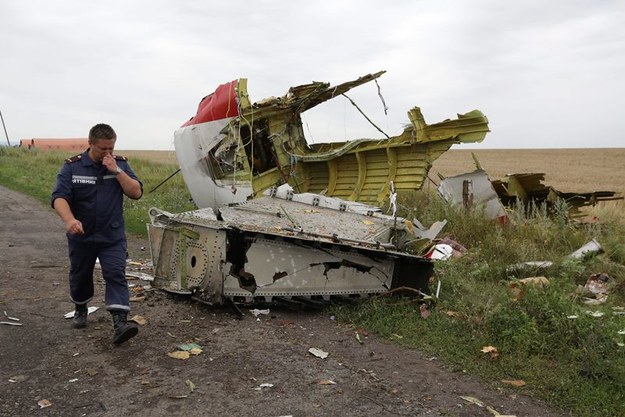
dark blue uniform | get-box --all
[51,150,143,313]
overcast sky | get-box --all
[1,0,624,150]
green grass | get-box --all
[2,146,624,416]
[0,147,195,236]
[336,193,625,417]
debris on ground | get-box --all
[168,394,188,400]
[308,348,329,359]
[318,380,337,385]
[63,306,99,319]
[517,277,550,287]
[460,395,485,407]
[425,244,454,260]
[3,311,20,321]
[568,239,603,259]
[509,276,550,300]
[577,273,610,305]
[411,219,448,241]
[501,379,526,387]
[253,383,274,391]
[460,395,517,417]
[249,309,270,317]
[129,315,148,326]
[177,343,202,354]
[168,343,203,357]
[37,399,52,409]
[423,237,466,260]
[506,261,553,275]
[613,307,625,316]
[167,351,191,360]
[480,345,499,359]
[126,271,155,281]
[185,379,196,392]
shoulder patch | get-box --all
[113,155,128,161]
[64,154,83,164]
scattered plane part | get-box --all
[581,273,609,304]
[437,169,507,221]
[148,191,433,305]
[174,71,490,210]
[506,261,554,274]
[411,219,448,241]
[568,238,603,259]
[425,244,454,260]
[491,173,623,210]
[439,169,622,219]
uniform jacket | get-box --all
[51,150,143,244]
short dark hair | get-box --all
[89,123,116,143]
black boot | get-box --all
[111,311,138,345]
[72,304,88,329]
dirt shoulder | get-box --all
[0,185,566,417]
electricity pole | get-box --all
[0,110,10,146]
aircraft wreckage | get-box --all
[148,71,490,305]
[173,70,490,210]
[148,189,434,305]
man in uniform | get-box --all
[51,123,143,345]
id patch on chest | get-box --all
[72,175,97,185]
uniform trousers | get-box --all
[68,239,130,312]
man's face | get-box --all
[89,138,116,163]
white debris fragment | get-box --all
[0,321,22,326]
[3,311,20,321]
[568,239,603,259]
[126,271,155,281]
[249,309,270,317]
[425,244,454,260]
[64,306,99,319]
[253,383,274,390]
[308,347,329,359]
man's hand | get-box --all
[102,153,118,174]
[66,218,84,235]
